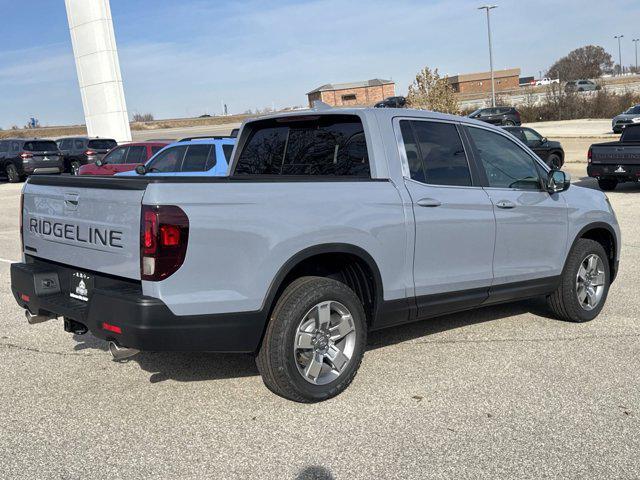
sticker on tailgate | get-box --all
[70,272,94,302]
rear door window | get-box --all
[125,146,147,164]
[181,144,213,172]
[74,140,85,150]
[400,120,472,187]
[151,146,164,155]
[235,115,370,177]
[146,145,187,173]
[0,142,7,153]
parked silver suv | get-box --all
[12,108,620,402]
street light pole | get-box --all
[478,5,497,107]
[633,39,639,74]
[614,35,624,75]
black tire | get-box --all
[547,238,610,323]
[5,163,21,183]
[70,161,81,176]
[503,120,516,126]
[598,178,618,191]
[547,153,562,169]
[256,276,367,403]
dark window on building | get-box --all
[467,127,541,190]
[88,139,117,150]
[400,120,471,187]
[222,144,234,162]
[234,115,370,177]
[341,94,357,101]
[125,146,147,164]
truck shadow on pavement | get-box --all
[72,297,557,384]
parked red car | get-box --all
[78,141,170,175]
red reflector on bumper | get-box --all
[20,293,30,302]
[102,322,122,334]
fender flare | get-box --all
[567,222,619,282]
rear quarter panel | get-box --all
[142,180,408,316]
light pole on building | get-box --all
[614,35,624,75]
[478,5,497,107]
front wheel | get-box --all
[598,178,618,191]
[547,153,562,169]
[256,276,367,402]
[547,239,610,322]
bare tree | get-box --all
[547,45,614,81]
[406,67,459,114]
[132,112,154,122]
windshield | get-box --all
[624,106,640,115]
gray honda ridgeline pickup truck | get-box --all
[11,108,620,402]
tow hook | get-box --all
[108,341,139,361]
[25,310,56,325]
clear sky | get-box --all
[1,0,638,128]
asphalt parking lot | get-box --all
[0,163,638,479]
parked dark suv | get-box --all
[468,106,521,126]
[374,96,407,108]
[0,139,62,183]
[56,137,117,175]
[502,126,564,168]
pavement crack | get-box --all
[0,341,104,357]
[413,332,640,346]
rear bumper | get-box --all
[10,260,266,353]
[587,164,640,180]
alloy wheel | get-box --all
[575,254,606,311]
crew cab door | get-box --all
[396,119,495,317]
[464,125,568,293]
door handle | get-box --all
[416,198,442,208]
[496,200,516,209]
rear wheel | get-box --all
[5,164,21,183]
[256,276,367,402]
[547,238,610,322]
[503,120,516,126]
[598,178,618,191]
[548,153,562,169]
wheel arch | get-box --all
[260,243,384,333]
[569,222,619,282]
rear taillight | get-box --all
[587,147,592,163]
[515,111,521,121]
[20,152,33,160]
[85,150,96,157]
[140,205,189,281]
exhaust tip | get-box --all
[108,341,139,361]
[25,310,55,325]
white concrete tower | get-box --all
[64,0,132,142]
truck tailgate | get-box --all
[22,177,145,279]
[591,143,640,164]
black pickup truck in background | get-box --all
[588,123,640,191]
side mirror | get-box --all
[547,169,570,193]
[135,164,147,175]
[95,159,104,167]
[540,137,548,144]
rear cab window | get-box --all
[234,115,370,177]
[621,126,640,142]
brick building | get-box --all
[306,79,395,107]
[448,68,521,95]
